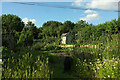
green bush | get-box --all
[73,47,97,62]
[45,44,62,51]
[32,42,46,51]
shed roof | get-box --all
[61,32,70,37]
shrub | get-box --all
[45,44,62,51]
[32,42,46,51]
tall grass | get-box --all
[2,48,52,79]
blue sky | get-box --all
[2,1,119,27]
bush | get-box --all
[73,47,97,62]
[2,46,14,59]
[32,42,46,51]
[45,44,62,51]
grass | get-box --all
[48,53,77,80]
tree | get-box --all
[17,28,33,47]
[2,14,24,50]
[26,21,39,39]
[2,14,24,33]
[63,21,74,33]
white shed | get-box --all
[61,32,72,44]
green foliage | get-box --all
[32,42,46,51]
[2,14,24,50]
[26,21,39,39]
[2,51,52,79]
[73,19,118,44]
[2,13,120,79]
[71,33,120,79]
[45,44,62,51]
[94,58,120,78]
[17,28,33,47]
[2,14,24,32]
[62,21,74,33]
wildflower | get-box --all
[115,61,118,64]
[94,45,97,48]
[95,70,96,72]
[89,62,92,64]
[37,77,39,79]
[113,55,115,57]
[116,45,118,47]
[96,57,98,59]
[34,70,37,74]
[97,67,99,69]
[104,60,107,61]
[35,61,37,64]
[84,59,86,62]
[108,75,110,78]
[92,45,94,48]
[103,45,104,46]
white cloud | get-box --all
[80,10,100,21]
[84,9,97,14]
[73,0,119,22]
[29,19,36,24]
[22,18,36,24]
[86,0,118,11]
[22,18,28,24]
[72,0,119,11]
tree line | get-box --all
[1,14,120,52]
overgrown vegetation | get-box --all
[1,14,120,79]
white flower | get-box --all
[108,75,110,78]
[90,62,92,64]
[97,67,99,69]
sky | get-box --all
[1,0,119,27]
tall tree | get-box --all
[26,21,39,39]
[2,14,24,50]
[2,14,24,33]
[63,21,74,33]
